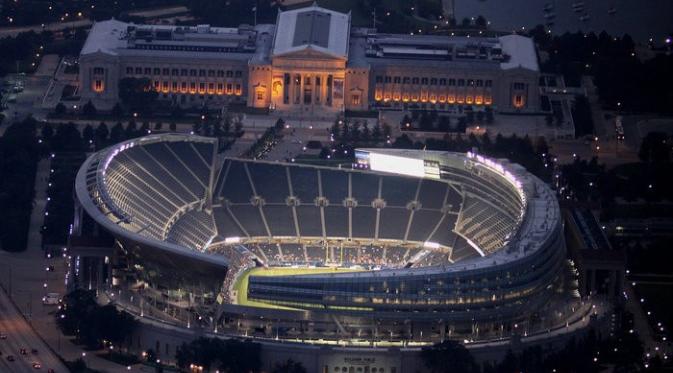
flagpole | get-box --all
[253,2,258,27]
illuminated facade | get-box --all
[75,134,568,345]
[79,5,540,114]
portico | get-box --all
[247,4,351,115]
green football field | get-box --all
[232,266,361,310]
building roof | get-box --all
[272,4,350,59]
[347,29,539,72]
[80,19,128,56]
[499,34,539,72]
[80,19,274,63]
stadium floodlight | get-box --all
[423,241,440,249]
[224,236,241,244]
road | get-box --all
[0,19,92,38]
[0,288,69,373]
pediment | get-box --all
[273,46,345,61]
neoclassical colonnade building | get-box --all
[79,4,541,116]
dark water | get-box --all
[454,0,673,42]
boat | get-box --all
[608,7,617,15]
[579,13,591,21]
[543,3,554,11]
[544,12,557,20]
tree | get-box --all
[124,120,137,139]
[110,122,125,143]
[111,102,124,118]
[638,132,670,163]
[54,102,67,116]
[421,340,479,373]
[0,118,40,251]
[82,124,95,148]
[95,122,109,148]
[475,15,487,28]
[118,77,157,112]
[41,122,54,143]
[272,359,307,373]
[82,100,97,118]
[52,122,83,152]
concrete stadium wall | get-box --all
[124,314,608,372]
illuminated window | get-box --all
[226,83,233,94]
[374,90,383,101]
[256,90,264,100]
[484,95,492,105]
[235,84,242,95]
[513,94,524,108]
[199,82,205,94]
[181,82,187,93]
[189,82,196,94]
[447,95,455,104]
[475,95,483,105]
[93,80,103,92]
[217,83,223,94]
[439,95,446,103]
[466,95,473,104]
[172,82,178,92]
[162,81,169,93]
[351,94,361,106]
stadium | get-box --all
[75,133,573,346]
